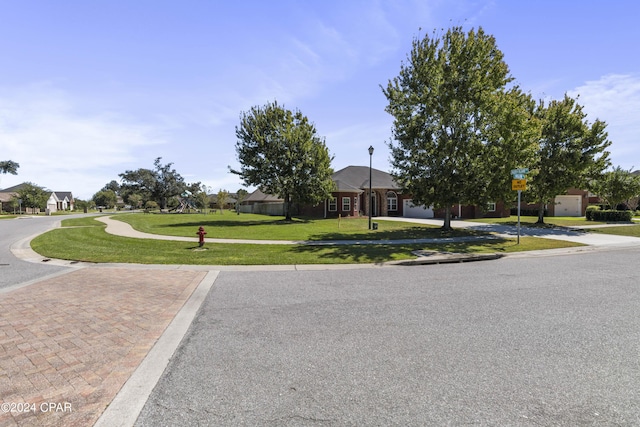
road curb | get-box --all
[391,252,504,266]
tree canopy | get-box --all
[119,158,188,209]
[591,166,640,211]
[92,189,118,209]
[0,160,19,175]
[383,26,538,229]
[231,100,334,220]
[15,182,49,210]
[526,95,611,222]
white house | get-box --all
[46,191,75,213]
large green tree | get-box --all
[119,158,187,210]
[526,95,611,223]
[383,26,538,229]
[15,182,49,211]
[231,101,334,220]
[0,160,19,175]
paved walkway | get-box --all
[97,215,640,248]
[0,268,205,427]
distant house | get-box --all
[239,189,285,215]
[46,191,75,213]
[301,166,409,218]
[241,166,515,219]
[210,193,237,211]
[241,166,412,218]
[0,183,25,213]
[0,191,17,213]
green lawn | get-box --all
[590,225,640,238]
[29,216,584,265]
[467,215,611,227]
[114,212,483,241]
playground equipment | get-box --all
[171,191,199,213]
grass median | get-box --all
[29,215,584,265]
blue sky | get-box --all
[1,0,638,199]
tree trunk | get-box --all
[537,201,545,224]
[284,194,292,221]
[442,205,452,230]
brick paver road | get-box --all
[0,267,204,427]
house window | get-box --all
[328,197,337,211]
[387,191,398,211]
[342,197,351,212]
[354,196,359,213]
[486,202,496,212]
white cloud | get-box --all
[0,84,167,198]
[568,74,640,170]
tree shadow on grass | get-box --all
[164,218,311,228]
[289,243,424,264]
[289,236,509,264]
[306,227,490,242]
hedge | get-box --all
[588,209,634,222]
[585,205,600,221]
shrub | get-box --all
[589,209,633,222]
[585,205,600,221]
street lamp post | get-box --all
[368,145,374,230]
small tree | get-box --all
[231,101,334,221]
[126,193,143,209]
[74,199,92,212]
[145,200,159,210]
[592,167,640,210]
[235,188,248,215]
[217,189,229,214]
[195,185,211,212]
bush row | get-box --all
[586,207,634,221]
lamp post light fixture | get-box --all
[368,145,374,230]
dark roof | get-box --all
[331,166,400,190]
[333,179,364,193]
[244,189,284,203]
[0,183,29,193]
[53,191,73,200]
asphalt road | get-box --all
[137,249,640,426]
[0,215,70,289]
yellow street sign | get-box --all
[512,179,527,191]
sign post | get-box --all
[510,169,529,244]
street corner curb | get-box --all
[390,251,504,266]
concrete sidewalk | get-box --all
[375,216,640,247]
[98,215,640,249]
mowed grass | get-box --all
[467,215,611,227]
[29,216,584,265]
[590,225,640,237]
[115,212,481,240]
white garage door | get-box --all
[403,199,434,218]
[554,195,581,217]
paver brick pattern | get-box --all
[0,267,205,427]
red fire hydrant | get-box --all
[196,226,207,247]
